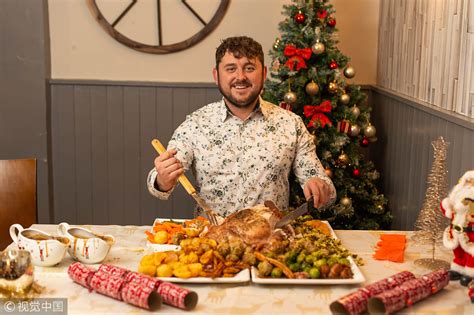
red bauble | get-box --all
[352,169,361,178]
[294,12,306,24]
[327,18,336,27]
[360,137,369,147]
[329,61,338,69]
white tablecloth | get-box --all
[6,224,473,314]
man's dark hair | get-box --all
[215,36,264,68]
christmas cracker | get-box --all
[367,269,449,314]
[330,271,416,315]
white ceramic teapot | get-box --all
[9,224,69,267]
[57,223,115,264]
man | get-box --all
[147,36,335,217]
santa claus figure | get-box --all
[440,170,474,286]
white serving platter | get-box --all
[146,219,251,283]
[146,218,186,252]
[251,221,365,285]
[155,268,251,284]
[250,257,365,285]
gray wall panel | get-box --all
[123,87,141,225]
[74,86,93,224]
[371,87,474,230]
[139,87,159,225]
[53,85,77,224]
[90,86,108,224]
[0,0,51,224]
[106,86,125,224]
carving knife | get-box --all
[275,197,314,228]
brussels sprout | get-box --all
[171,232,185,245]
[301,262,311,271]
[297,253,306,263]
[338,258,351,266]
[217,242,230,257]
[327,257,339,267]
[229,239,245,257]
[289,262,301,272]
[271,267,283,278]
[284,251,298,264]
[305,255,315,264]
[309,267,320,279]
[258,261,273,277]
[266,252,276,259]
[242,251,256,266]
[314,258,327,268]
[319,249,329,257]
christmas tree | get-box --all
[263,0,391,229]
[412,137,450,269]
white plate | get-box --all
[251,221,365,285]
[147,218,250,283]
[251,258,365,285]
[146,218,186,252]
[156,268,251,284]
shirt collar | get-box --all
[218,97,270,122]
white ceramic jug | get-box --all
[9,224,69,267]
[57,223,115,264]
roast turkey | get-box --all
[204,201,291,248]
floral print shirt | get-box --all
[147,97,335,217]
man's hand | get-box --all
[303,177,332,208]
[154,149,184,192]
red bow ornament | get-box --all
[317,9,328,19]
[280,102,292,111]
[284,45,312,71]
[304,100,333,128]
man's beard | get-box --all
[217,79,263,108]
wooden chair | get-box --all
[0,159,37,250]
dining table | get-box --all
[4,223,473,315]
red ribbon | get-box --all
[284,45,312,71]
[304,100,333,128]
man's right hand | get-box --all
[154,149,184,192]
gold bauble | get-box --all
[364,124,377,138]
[273,38,280,49]
[284,91,297,104]
[328,81,338,94]
[339,93,350,105]
[343,66,356,78]
[324,167,333,178]
[340,196,352,207]
[305,81,320,96]
[349,124,360,137]
[350,105,360,118]
[311,42,325,55]
[337,152,349,165]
